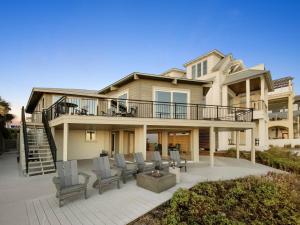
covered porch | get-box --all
[49,116,257,166]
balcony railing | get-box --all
[268,112,288,121]
[44,96,254,123]
[232,100,267,112]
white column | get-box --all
[191,128,199,162]
[209,127,215,167]
[161,131,168,158]
[63,123,69,161]
[134,125,147,159]
[251,128,255,164]
[246,79,250,108]
[119,130,124,153]
[236,131,240,159]
[258,119,265,150]
[288,95,294,139]
[260,77,265,101]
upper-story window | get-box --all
[203,60,208,75]
[197,63,202,77]
[191,65,196,79]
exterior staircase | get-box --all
[27,125,56,176]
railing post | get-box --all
[216,106,219,120]
[174,103,177,119]
[196,104,199,120]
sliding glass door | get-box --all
[154,90,188,119]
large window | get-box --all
[81,99,97,115]
[203,60,208,75]
[191,65,196,79]
[197,63,202,77]
[155,90,188,119]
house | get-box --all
[268,77,300,147]
[20,49,273,176]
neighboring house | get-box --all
[20,49,273,176]
[268,77,300,146]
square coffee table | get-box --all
[136,171,176,193]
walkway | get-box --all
[0,153,280,225]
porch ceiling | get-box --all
[228,77,261,95]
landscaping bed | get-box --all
[225,147,300,174]
[129,173,300,225]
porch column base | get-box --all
[161,131,168,158]
[191,128,199,162]
[210,127,215,167]
[134,125,147,159]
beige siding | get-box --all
[105,79,204,104]
[33,94,53,112]
[55,129,111,160]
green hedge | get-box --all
[131,173,300,225]
[225,148,300,174]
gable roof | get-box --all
[25,87,103,113]
[223,69,273,91]
[98,72,210,94]
[272,76,293,89]
[183,49,225,67]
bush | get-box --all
[131,173,300,225]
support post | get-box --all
[134,125,147,159]
[191,128,199,162]
[251,128,255,164]
[246,79,250,108]
[161,131,168,158]
[119,130,124,154]
[236,131,240,159]
[63,123,68,161]
[260,77,265,103]
[209,127,215,167]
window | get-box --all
[86,130,96,141]
[154,90,188,119]
[197,63,202,77]
[81,99,97,115]
[191,65,196,79]
[155,91,171,118]
[203,60,208,75]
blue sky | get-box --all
[0,0,300,121]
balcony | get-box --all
[232,100,267,112]
[268,112,288,121]
[44,96,254,123]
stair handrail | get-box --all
[21,106,29,174]
[42,110,57,168]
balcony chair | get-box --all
[169,150,187,172]
[53,160,90,207]
[134,152,155,173]
[152,151,169,170]
[92,156,121,194]
[114,153,138,183]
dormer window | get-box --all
[192,65,196,79]
[197,63,202,77]
[203,60,208,75]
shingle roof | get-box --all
[272,76,293,89]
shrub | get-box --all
[131,173,300,225]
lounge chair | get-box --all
[169,150,187,172]
[92,156,121,194]
[114,153,138,183]
[134,152,155,173]
[53,160,90,207]
[152,151,169,170]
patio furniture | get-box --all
[136,171,176,193]
[170,150,187,172]
[152,151,169,170]
[114,153,138,183]
[53,160,90,207]
[134,152,155,173]
[92,156,121,194]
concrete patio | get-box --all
[0,152,280,225]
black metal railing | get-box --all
[42,110,57,167]
[21,106,29,174]
[45,96,253,122]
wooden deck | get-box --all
[0,153,280,225]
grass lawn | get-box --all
[130,173,300,225]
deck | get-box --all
[0,153,279,225]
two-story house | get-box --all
[20,49,273,176]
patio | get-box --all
[0,152,280,225]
